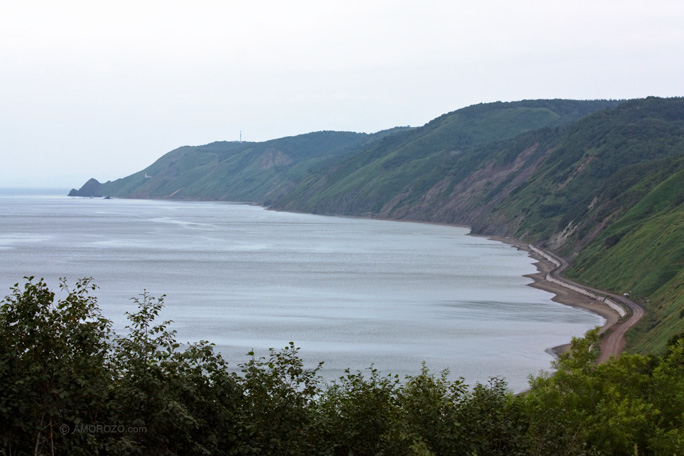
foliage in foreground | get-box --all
[1,278,683,455]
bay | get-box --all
[0,191,603,392]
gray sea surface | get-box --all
[0,191,603,392]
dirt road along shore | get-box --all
[491,237,645,361]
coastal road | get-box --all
[597,292,646,362]
[532,245,646,362]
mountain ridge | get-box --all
[69,97,684,353]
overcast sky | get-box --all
[2,0,682,188]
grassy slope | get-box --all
[485,98,684,353]
[567,167,684,353]
[96,131,377,201]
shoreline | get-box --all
[480,235,621,356]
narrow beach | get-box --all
[486,236,622,356]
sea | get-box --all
[0,188,603,392]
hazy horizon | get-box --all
[2,1,682,188]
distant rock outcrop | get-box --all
[68,178,103,197]
[259,148,293,170]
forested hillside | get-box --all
[69,97,684,353]
[271,99,618,215]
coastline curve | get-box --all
[494,237,645,362]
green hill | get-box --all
[71,130,411,201]
[271,99,618,215]
[69,97,684,354]
[465,98,684,353]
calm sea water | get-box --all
[0,190,603,392]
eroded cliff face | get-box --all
[378,142,551,230]
[272,137,554,239]
[258,149,293,170]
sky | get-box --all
[1,0,683,189]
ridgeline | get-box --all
[70,97,684,354]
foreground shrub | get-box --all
[2,277,684,455]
